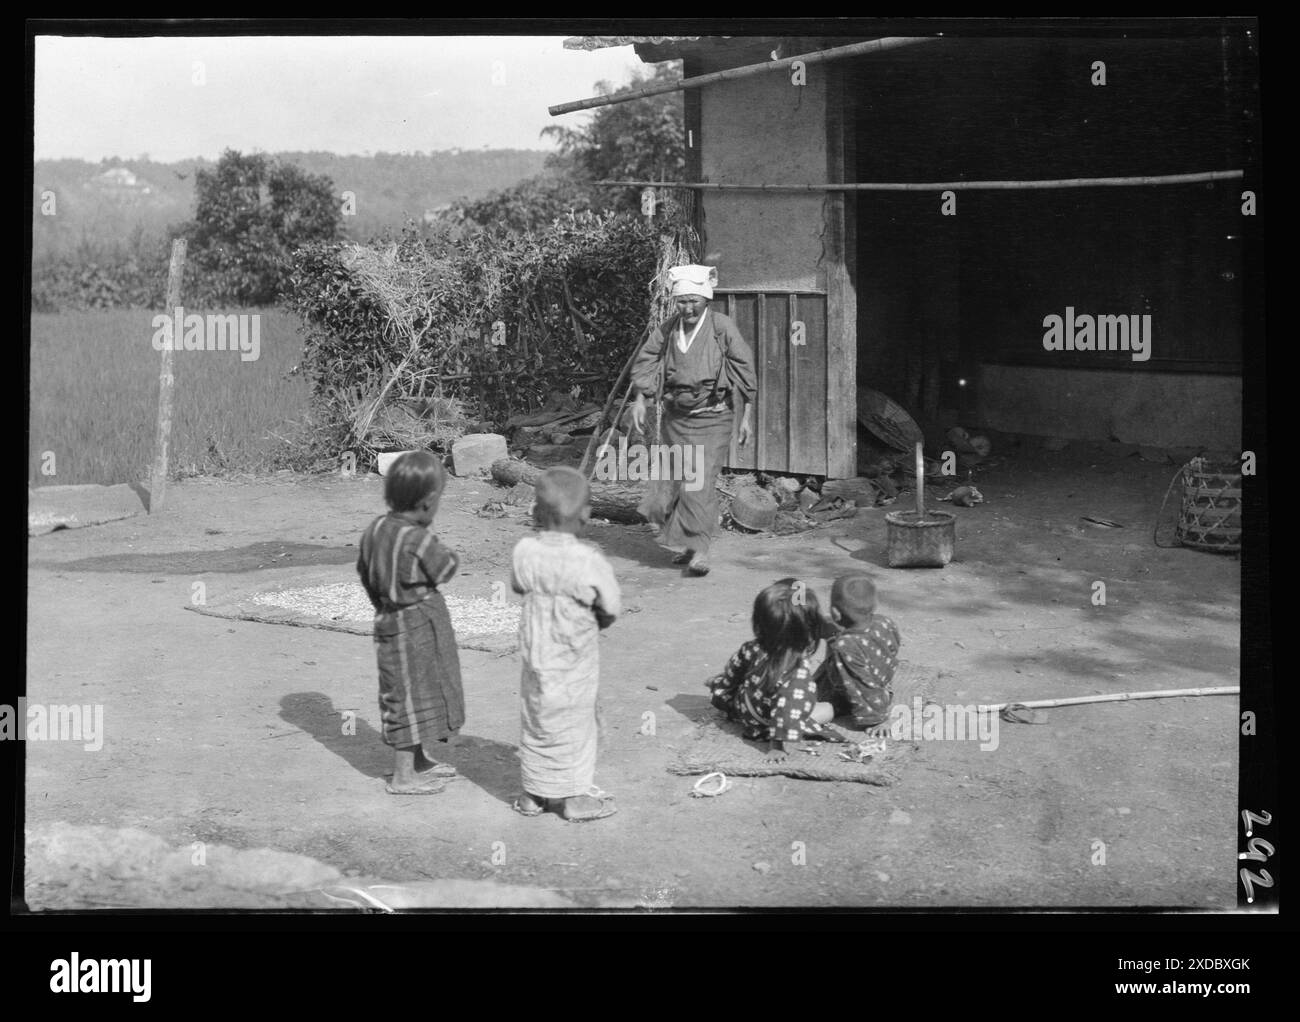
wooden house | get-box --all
[557,31,1255,477]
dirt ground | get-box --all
[24,442,1241,910]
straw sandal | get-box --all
[386,777,449,796]
[512,793,547,817]
[511,789,617,822]
[384,762,458,780]
[559,795,617,823]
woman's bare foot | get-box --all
[688,553,710,576]
[414,756,458,778]
[513,792,547,816]
[389,745,455,792]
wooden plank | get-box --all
[755,292,768,470]
[765,290,791,472]
[721,291,738,469]
[797,297,829,475]
[787,294,798,472]
[726,294,757,471]
[824,64,858,479]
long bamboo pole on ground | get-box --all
[992,686,1238,712]
[595,170,1244,192]
[548,37,935,116]
[149,239,186,513]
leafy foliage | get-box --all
[31,223,171,312]
[453,63,685,229]
[543,63,687,204]
[181,150,343,306]
[283,212,664,461]
[455,164,598,235]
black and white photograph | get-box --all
[20,18,1269,939]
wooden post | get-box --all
[149,239,186,512]
[914,442,925,515]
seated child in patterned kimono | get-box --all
[708,578,841,762]
[511,467,622,822]
[813,574,902,736]
[357,451,465,795]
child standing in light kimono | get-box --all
[510,467,621,822]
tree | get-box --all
[453,63,686,230]
[543,62,686,199]
[184,149,341,305]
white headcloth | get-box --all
[668,264,718,299]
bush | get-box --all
[283,211,665,460]
[31,247,170,313]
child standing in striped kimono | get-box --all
[511,467,621,822]
[357,451,465,795]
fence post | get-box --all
[149,239,187,512]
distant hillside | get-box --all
[32,150,551,260]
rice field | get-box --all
[29,308,313,485]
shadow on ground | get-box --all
[278,691,521,805]
[39,541,357,575]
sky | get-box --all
[34,35,650,162]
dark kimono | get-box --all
[708,639,826,744]
[813,616,902,728]
[630,309,757,555]
[357,513,465,752]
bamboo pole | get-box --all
[578,327,653,476]
[594,169,1244,192]
[149,239,186,512]
[993,686,1238,712]
[548,37,935,116]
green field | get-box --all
[29,308,313,486]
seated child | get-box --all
[708,578,841,762]
[813,574,902,735]
[511,467,622,822]
[356,451,465,795]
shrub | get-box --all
[283,211,666,463]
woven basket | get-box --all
[731,483,778,531]
[885,510,956,567]
[1176,458,1242,553]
